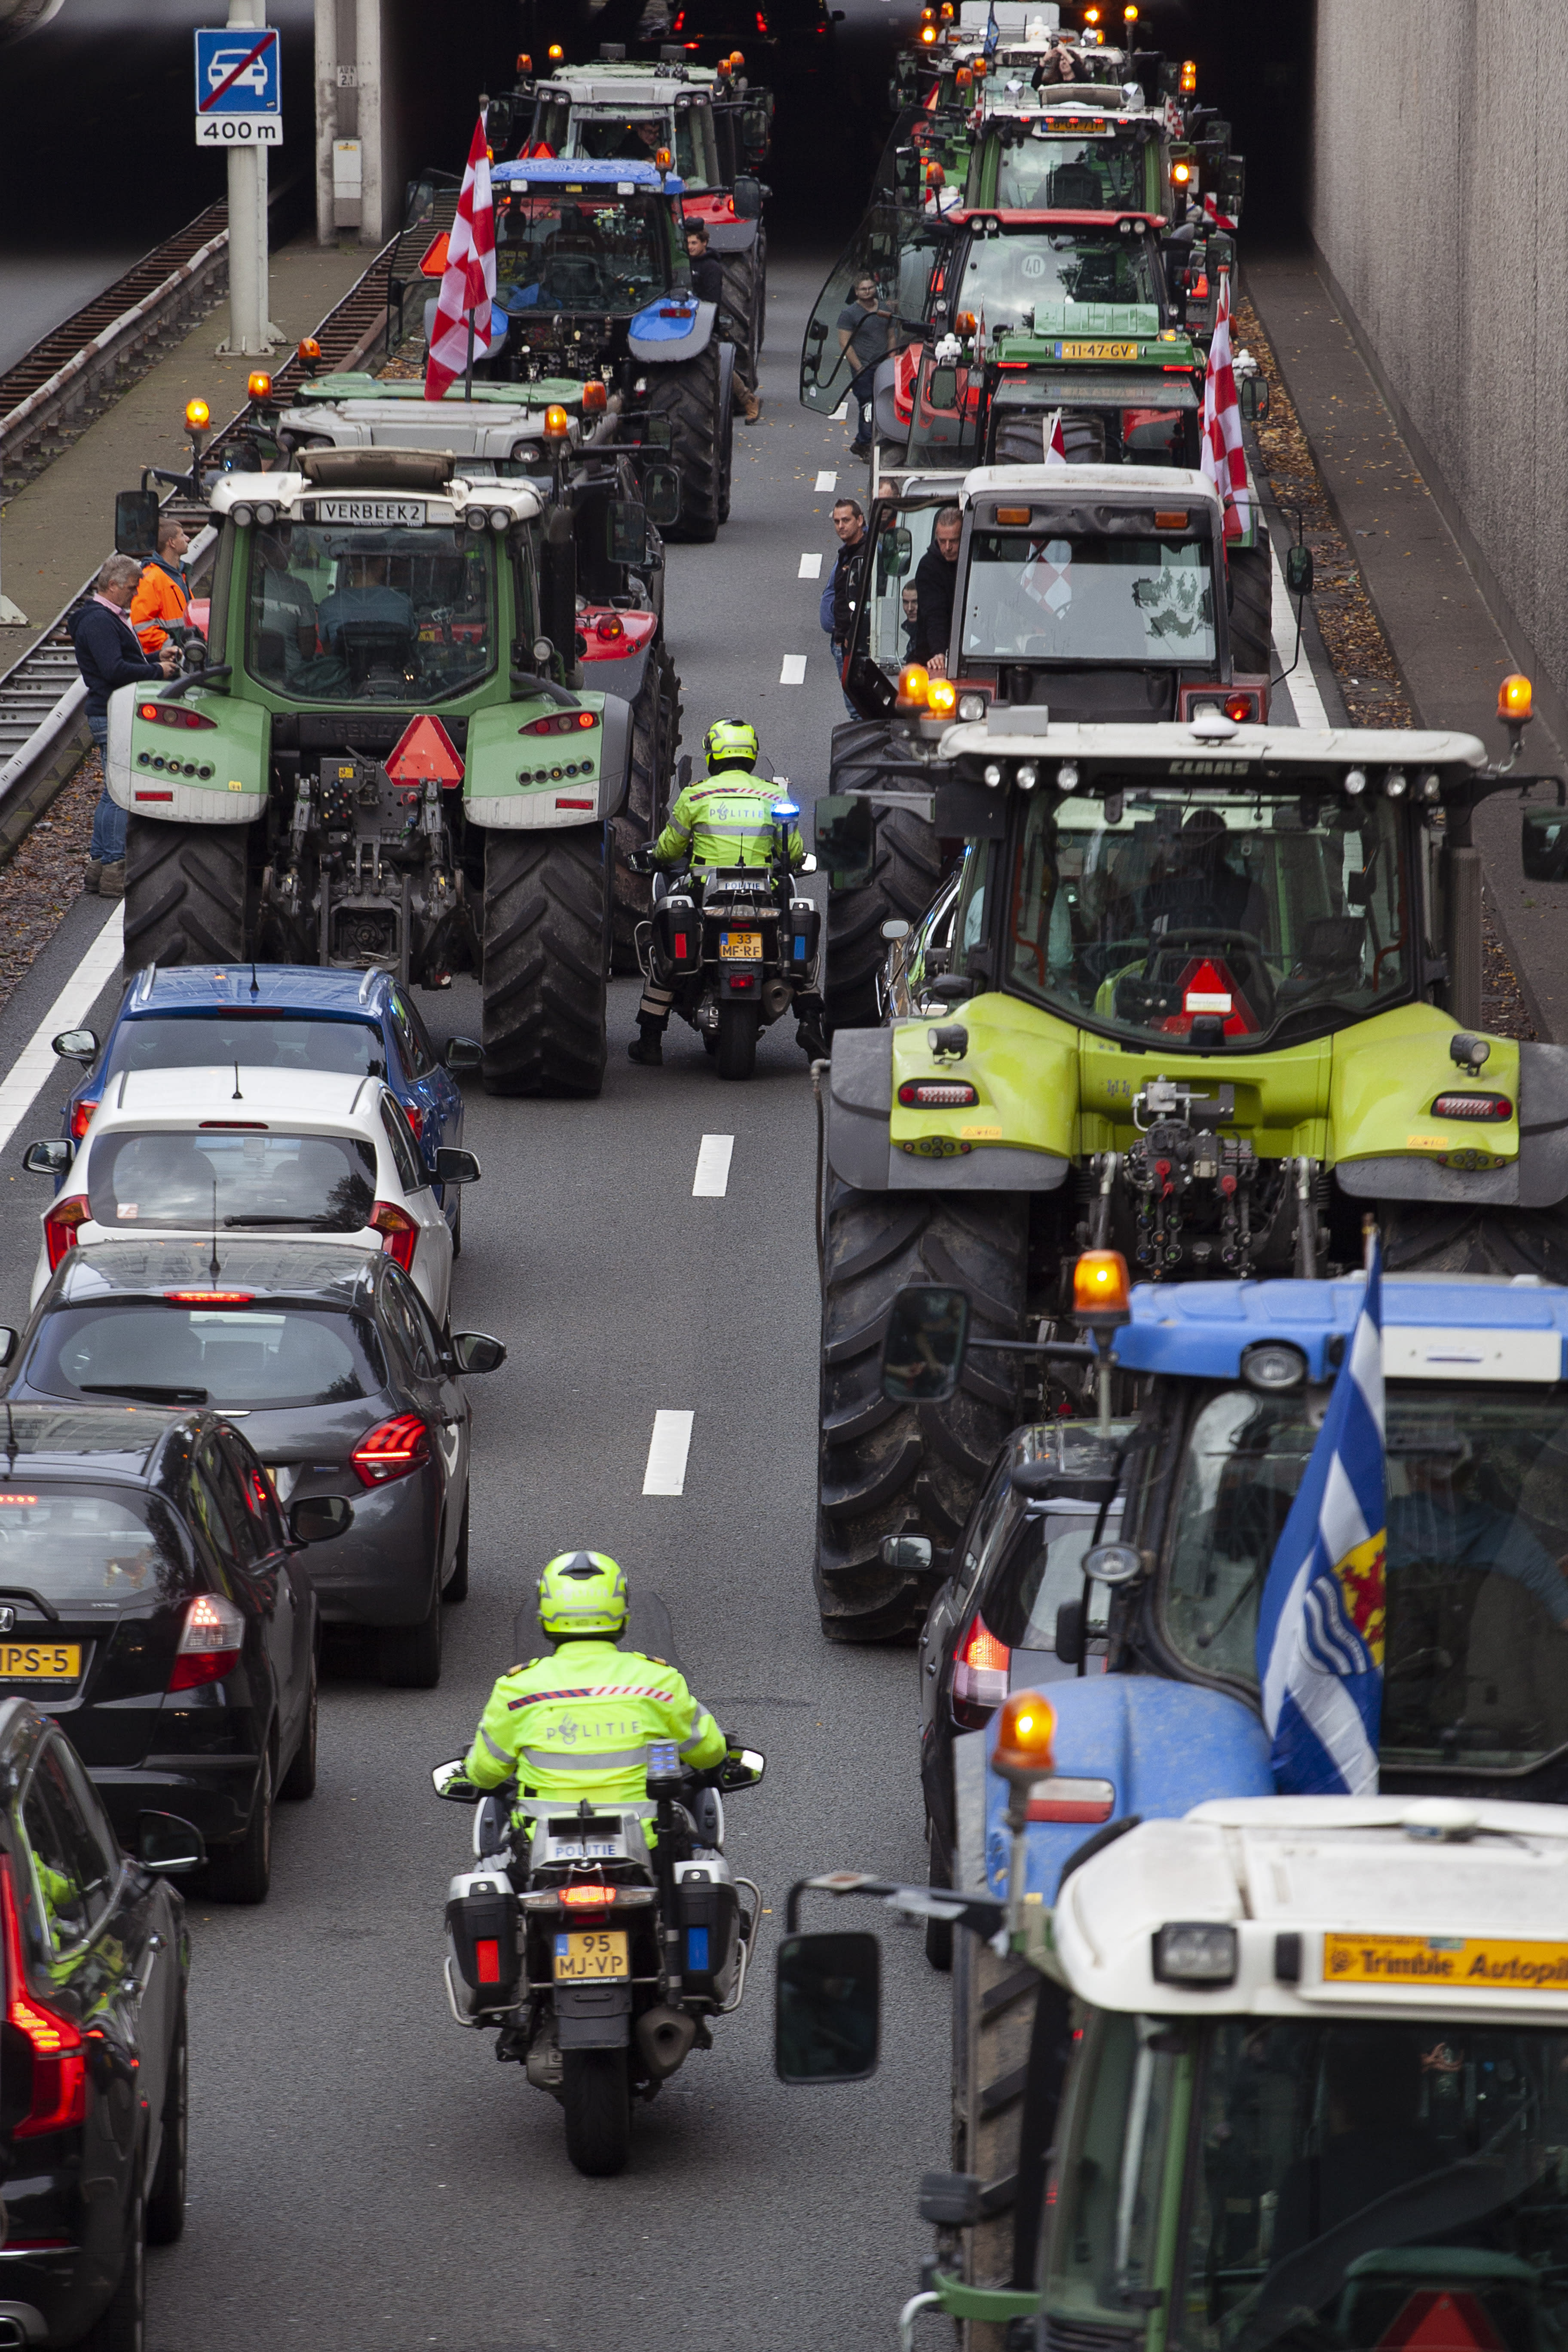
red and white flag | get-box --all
[1199,270,1250,542]
[1044,407,1067,466]
[424,116,497,401]
[1200,191,1238,233]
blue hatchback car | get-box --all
[52,967,480,1238]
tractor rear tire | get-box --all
[816,1180,1026,1639]
[481,827,609,1098]
[825,729,946,1033]
[717,246,761,378]
[610,640,679,974]
[951,1935,1043,2352]
[1227,532,1274,677]
[123,816,252,978]
[1379,1197,1568,1285]
[648,342,723,545]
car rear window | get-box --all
[104,1016,384,1082]
[86,1130,377,1232]
[983,1507,1120,1650]
[0,1486,184,1604]
[25,1304,385,1411]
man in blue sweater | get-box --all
[70,555,178,896]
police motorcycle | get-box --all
[630,757,824,1081]
[431,1737,765,2176]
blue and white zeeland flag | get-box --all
[983,5,999,58]
[1256,1240,1387,1795]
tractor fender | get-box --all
[627,298,718,367]
[704,218,759,254]
[109,683,268,823]
[980,1678,1272,1908]
[581,636,652,712]
[872,353,911,447]
[1337,1040,1568,1209]
[595,691,633,821]
[465,691,630,830]
[825,1026,1070,1193]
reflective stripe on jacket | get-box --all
[464,1638,726,1807]
[652,769,805,871]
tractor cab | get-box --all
[524,64,723,186]
[485,159,690,374]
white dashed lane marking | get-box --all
[692,1134,734,1198]
[798,551,822,579]
[0,903,123,1158]
[780,654,808,684]
[643,1411,695,1496]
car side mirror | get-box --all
[775,1930,882,2083]
[135,1811,207,1874]
[608,499,649,567]
[0,1329,17,1371]
[21,1140,72,1177]
[451,1330,507,1374]
[432,1757,481,1802]
[1284,543,1314,596]
[52,1029,98,1064]
[289,1494,353,1544]
[114,489,160,557]
[1522,805,1568,882]
[879,1533,933,1573]
[435,1146,482,1185]
[642,462,682,529]
[717,1746,765,1792]
[1237,374,1270,424]
[880,1283,969,1404]
[442,1035,483,1072]
[732,172,763,220]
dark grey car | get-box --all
[0,1241,505,1693]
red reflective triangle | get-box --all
[1378,2291,1506,2352]
[386,714,463,785]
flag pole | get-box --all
[464,306,475,402]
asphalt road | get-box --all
[0,252,949,2351]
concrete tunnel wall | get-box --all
[1308,0,1568,738]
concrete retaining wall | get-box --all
[1310,0,1568,732]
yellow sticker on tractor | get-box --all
[961,1124,1002,1139]
[1323,1932,1568,1991]
[1406,1134,1445,1149]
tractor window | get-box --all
[962,530,1216,665]
[1004,786,1412,1050]
[1174,2018,1568,2352]
[864,504,941,674]
[954,225,1161,334]
[244,523,494,705]
[993,131,1147,212]
[799,202,946,417]
[950,839,993,979]
[1046,2009,1182,2328]
[1160,1382,1568,1773]
[493,189,671,317]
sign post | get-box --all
[195,17,282,355]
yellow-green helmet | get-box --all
[703,717,758,772]
[538,1550,628,1638]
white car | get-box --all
[25,1068,476,1321]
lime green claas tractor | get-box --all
[106,447,646,1096]
[815,698,1568,1638]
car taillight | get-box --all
[1432,1093,1513,1121]
[368,1199,418,1271]
[559,1883,615,1908]
[168,1591,245,1691]
[0,1856,86,2137]
[402,1103,424,1143]
[43,1195,90,1271]
[69,1099,98,1142]
[352,1413,430,1486]
[898,1081,979,1108]
[952,1612,1010,1718]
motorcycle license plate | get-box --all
[554,1929,629,1981]
[720,931,764,960]
[0,1643,79,1681]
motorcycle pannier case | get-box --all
[676,1871,741,1997]
[446,1883,522,2002]
[652,897,704,974]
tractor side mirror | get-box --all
[1522,805,1568,882]
[1238,374,1270,424]
[1285,543,1314,596]
[811,791,874,888]
[880,1283,969,1405]
[775,1931,881,2083]
[608,499,649,567]
[114,490,161,558]
[879,525,913,577]
[642,463,681,529]
[732,173,763,220]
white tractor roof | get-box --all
[960,462,1216,506]
[1054,1797,1568,2021]
[941,716,1491,768]
[208,472,543,527]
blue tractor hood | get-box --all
[983,1678,1273,1905]
[491,159,686,193]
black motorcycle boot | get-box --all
[795,1007,830,1062]
[627,1019,665,1066]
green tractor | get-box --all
[106,444,669,1097]
[814,708,1568,1638]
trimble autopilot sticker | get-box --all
[1323,1932,1568,1992]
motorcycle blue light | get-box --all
[772,801,800,821]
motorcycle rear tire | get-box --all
[716,1000,759,1079]
[562,2048,631,2177]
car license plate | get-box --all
[1323,1932,1568,1992]
[0,1643,80,1682]
[1054,341,1139,361]
[309,498,426,526]
[554,1929,629,1981]
[720,931,764,960]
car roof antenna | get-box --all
[249,959,260,1000]
[232,1060,243,1101]
[208,1178,222,1284]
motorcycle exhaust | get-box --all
[635,2003,697,2080]
[760,977,792,1021]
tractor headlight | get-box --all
[489,507,511,533]
[230,502,255,528]
[1240,1341,1308,1393]
[1152,1922,1237,1987]
[466,509,488,533]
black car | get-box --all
[0,1401,331,1911]
[0,1697,201,2349]
[916,1422,1127,1964]
[0,1242,505,1693]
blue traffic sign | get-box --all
[194,26,281,116]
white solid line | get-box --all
[1269,541,1329,729]
[798,551,822,580]
[643,1410,694,1497]
[831,402,849,422]
[692,1133,734,1198]
[815,469,837,492]
[780,653,807,685]
[0,903,123,1160]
